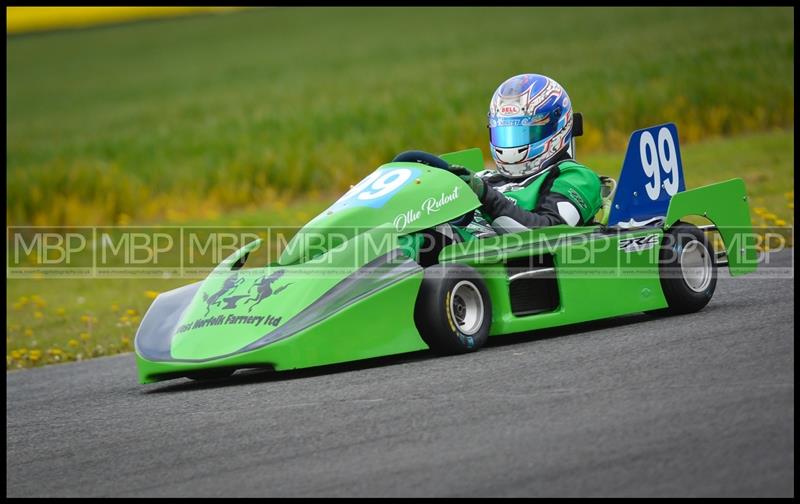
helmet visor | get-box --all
[489,114,559,148]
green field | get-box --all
[7,7,794,226]
[6,7,795,369]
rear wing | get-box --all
[607,122,757,276]
[665,178,758,276]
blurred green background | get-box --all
[6,7,794,368]
[8,6,794,226]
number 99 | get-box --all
[639,127,680,200]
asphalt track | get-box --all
[6,250,794,497]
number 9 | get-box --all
[357,168,412,200]
[640,131,661,200]
[658,127,679,196]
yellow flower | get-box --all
[18,347,28,355]
[130,315,141,324]
[763,213,778,221]
[29,350,42,361]
[10,350,21,359]
[126,309,138,316]
[18,296,29,306]
[80,332,91,341]
[121,336,131,346]
[775,219,787,226]
[785,192,794,199]
[12,302,23,311]
[34,311,44,319]
[47,348,64,355]
[111,304,120,312]
[24,329,33,337]
[68,339,79,348]
[119,315,130,323]
[55,307,66,316]
[144,290,160,300]
[80,315,91,323]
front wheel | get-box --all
[414,263,492,354]
[656,223,717,315]
[186,368,235,381]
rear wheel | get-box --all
[656,223,717,315]
[414,263,492,354]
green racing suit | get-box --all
[459,158,603,239]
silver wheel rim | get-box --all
[449,281,484,335]
[680,239,712,293]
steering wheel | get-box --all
[391,150,451,170]
[391,150,475,227]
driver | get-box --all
[397,73,602,237]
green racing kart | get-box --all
[134,123,759,383]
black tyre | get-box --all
[656,223,717,315]
[414,263,492,354]
[186,368,235,381]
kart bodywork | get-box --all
[135,123,758,383]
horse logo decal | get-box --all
[201,269,292,316]
[246,269,291,313]
[202,271,246,316]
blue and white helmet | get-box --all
[488,74,574,179]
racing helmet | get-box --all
[488,74,574,179]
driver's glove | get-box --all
[446,164,486,199]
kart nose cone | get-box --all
[167,266,343,361]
